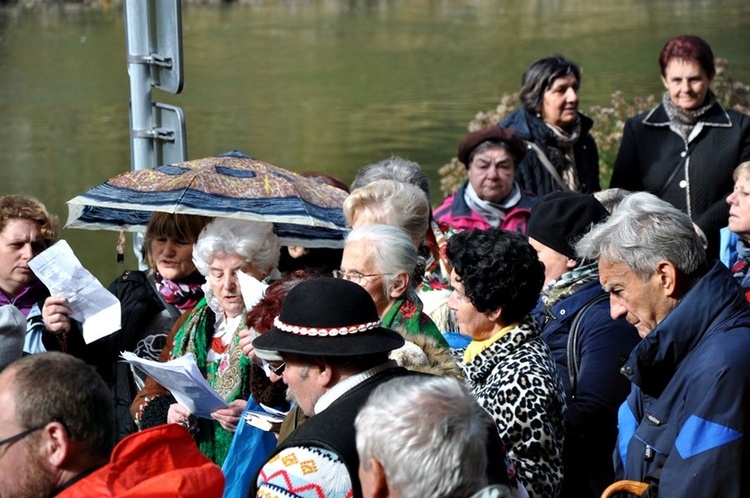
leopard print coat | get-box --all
[458,314,566,498]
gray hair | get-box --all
[355,375,490,498]
[345,223,419,299]
[593,188,631,214]
[193,218,280,277]
[350,155,431,199]
[343,180,430,244]
[519,54,581,114]
[575,192,706,280]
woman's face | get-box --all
[540,74,580,129]
[339,238,393,317]
[208,252,264,318]
[151,236,196,281]
[529,237,577,285]
[446,269,500,341]
[0,218,45,297]
[467,146,516,204]
[727,175,750,242]
[661,58,713,111]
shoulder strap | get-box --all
[567,292,609,396]
[526,140,571,192]
[147,275,181,321]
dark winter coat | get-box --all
[89,270,182,442]
[610,102,750,258]
[499,108,600,196]
[534,280,641,498]
[615,263,750,497]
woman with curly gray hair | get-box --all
[132,218,280,466]
[447,228,565,498]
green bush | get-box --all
[438,59,750,198]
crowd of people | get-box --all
[2,33,750,498]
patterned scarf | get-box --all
[171,298,249,465]
[541,260,600,309]
[545,118,582,191]
[153,271,205,310]
[463,182,522,227]
[381,296,444,346]
[662,90,717,140]
[731,239,750,291]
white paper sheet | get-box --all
[121,351,228,419]
[28,240,121,344]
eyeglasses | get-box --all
[0,425,45,449]
[0,418,71,450]
[268,362,286,376]
[333,269,393,285]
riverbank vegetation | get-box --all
[438,59,750,197]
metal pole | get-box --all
[125,0,152,268]
[125,0,154,173]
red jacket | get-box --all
[434,182,536,233]
[57,425,224,497]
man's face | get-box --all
[599,258,673,338]
[0,368,55,498]
[280,358,326,417]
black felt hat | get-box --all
[457,126,527,167]
[252,277,405,357]
[527,191,608,259]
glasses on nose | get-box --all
[268,362,286,376]
[333,269,393,285]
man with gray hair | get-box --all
[576,191,750,497]
[336,223,447,346]
[355,375,514,498]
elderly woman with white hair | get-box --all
[131,218,280,466]
[336,223,447,347]
[344,177,457,333]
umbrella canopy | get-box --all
[66,151,350,248]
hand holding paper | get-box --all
[121,351,228,418]
[29,240,121,344]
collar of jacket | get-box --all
[642,101,734,129]
[622,262,750,395]
[462,314,540,382]
[446,181,536,219]
[498,108,594,142]
[535,279,604,326]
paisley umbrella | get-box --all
[66,151,349,248]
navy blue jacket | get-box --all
[499,108,600,196]
[535,280,640,498]
[616,263,750,497]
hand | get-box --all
[211,399,247,432]
[239,328,260,365]
[167,403,193,428]
[42,295,73,335]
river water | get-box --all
[1,0,749,282]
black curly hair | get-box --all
[447,228,544,324]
